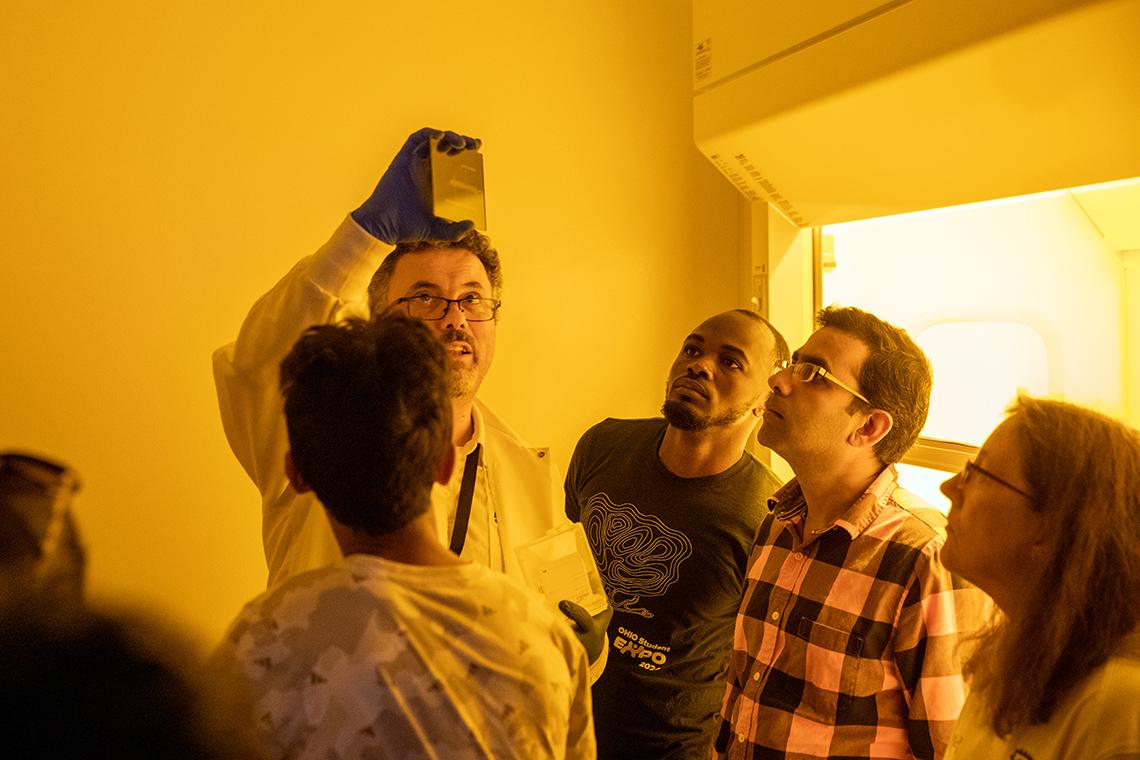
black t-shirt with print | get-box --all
[565,418,781,759]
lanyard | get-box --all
[448,444,482,555]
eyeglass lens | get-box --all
[405,296,496,321]
[790,363,817,382]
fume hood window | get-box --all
[918,320,1051,445]
[900,321,1050,514]
[818,185,1128,513]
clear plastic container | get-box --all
[515,522,608,615]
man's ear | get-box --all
[750,385,772,417]
[435,445,456,486]
[849,409,894,450]
[284,451,311,494]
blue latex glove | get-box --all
[351,127,482,244]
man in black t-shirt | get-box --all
[565,309,788,758]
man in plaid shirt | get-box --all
[716,306,987,759]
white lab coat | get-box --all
[212,216,564,590]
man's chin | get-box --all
[662,400,708,432]
[448,366,483,400]
[755,423,784,453]
[664,399,758,434]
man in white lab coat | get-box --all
[213,129,606,661]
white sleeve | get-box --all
[212,216,393,573]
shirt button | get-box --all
[771,611,780,621]
[793,551,804,560]
[752,672,760,681]
[737,733,746,743]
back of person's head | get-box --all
[0,601,261,758]
[972,395,1140,734]
[367,229,503,314]
[279,315,452,534]
[0,452,85,602]
[816,306,932,464]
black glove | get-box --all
[559,599,614,665]
[351,127,482,244]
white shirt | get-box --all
[946,631,1140,760]
[218,554,595,759]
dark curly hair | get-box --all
[279,315,451,534]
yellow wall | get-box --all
[0,1,743,644]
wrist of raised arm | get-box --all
[307,215,395,300]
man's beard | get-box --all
[662,399,752,432]
[448,363,480,398]
[444,328,480,399]
[661,389,763,433]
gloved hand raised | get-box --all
[559,599,614,665]
[351,127,481,245]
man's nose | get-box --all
[939,472,960,500]
[686,360,711,380]
[442,300,469,331]
[768,365,791,395]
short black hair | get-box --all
[732,309,790,369]
[279,315,451,534]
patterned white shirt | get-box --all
[219,554,595,759]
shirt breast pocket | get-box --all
[778,617,863,721]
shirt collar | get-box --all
[456,403,485,458]
[769,465,899,541]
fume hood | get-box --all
[693,0,1140,226]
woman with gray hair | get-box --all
[939,395,1140,759]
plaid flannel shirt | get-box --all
[716,468,986,759]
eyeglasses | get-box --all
[959,460,1032,499]
[394,294,501,322]
[777,360,873,406]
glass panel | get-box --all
[917,321,1049,446]
[820,185,1129,447]
[896,463,951,515]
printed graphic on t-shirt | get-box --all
[581,492,692,618]
[612,625,672,671]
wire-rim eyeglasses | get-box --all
[393,294,501,322]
